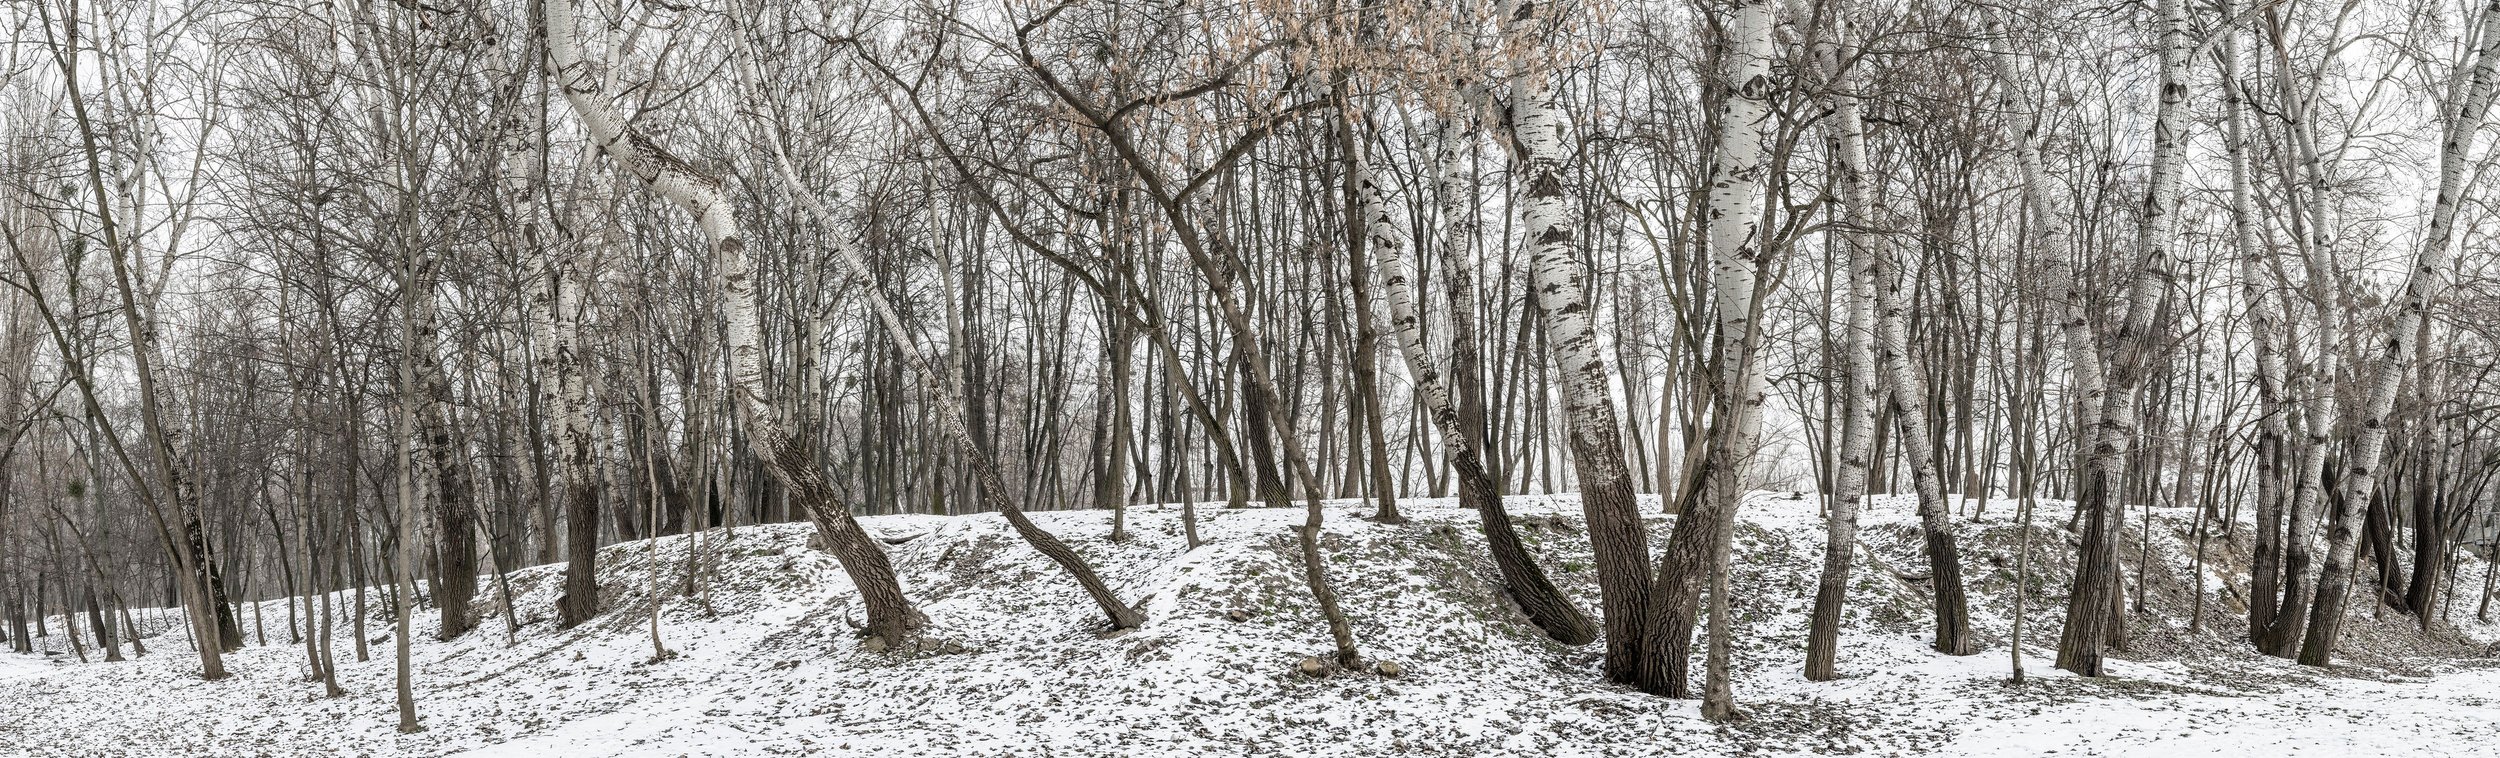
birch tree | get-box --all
[1804,16,1880,681]
[2057,0,2190,677]
[541,0,926,647]
[1505,0,1655,688]
[1647,0,1782,712]
[2298,0,2500,667]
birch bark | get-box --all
[2057,0,2189,676]
[1646,0,1780,709]
[2259,2,2348,656]
[2219,8,2291,646]
[1507,2,1653,687]
[1367,144,1595,645]
[1873,245,1978,656]
[2299,0,2500,666]
[760,153,1146,630]
[1805,22,1881,680]
[548,218,600,629]
[543,0,924,645]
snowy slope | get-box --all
[1,493,2495,757]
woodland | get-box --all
[0,0,2497,747]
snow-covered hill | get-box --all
[2,494,2495,757]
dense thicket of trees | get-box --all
[4,0,2499,730]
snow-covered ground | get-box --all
[1,494,2494,757]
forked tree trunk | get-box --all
[759,149,1145,631]
[1649,0,1780,712]
[2258,1,2348,658]
[1821,12,1975,656]
[2404,437,2448,620]
[2264,354,2335,654]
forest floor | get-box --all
[2,493,2497,757]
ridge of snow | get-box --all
[1,493,2494,757]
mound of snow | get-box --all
[1,493,2494,756]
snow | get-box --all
[1942,667,2500,757]
[1,493,2495,757]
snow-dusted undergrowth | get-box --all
[3,493,2496,756]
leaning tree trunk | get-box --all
[1830,16,1975,656]
[1804,20,1879,682]
[1871,215,1977,657]
[1001,30,1364,666]
[759,147,1146,631]
[1367,149,1595,646]
[2298,0,2500,667]
[43,21,229,677]
[544,0,925,646]
[2057,0,2189,677]
[1509,6,1654,688]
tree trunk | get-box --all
[1805,19,1879,682]
[1649,0,1780,711]
[2220,11,2291,646]
[2057,0,2188,677]
[1370,148,1595,646]
[753,132,1146,631]
[413,271,476,640]
[545,0,926,646]
[1509,8,1653,687]
[2298,0,2499,666]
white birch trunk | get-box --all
[758,149,1144,630]
[1507,6,1653,686]
[2057,0,2189,675]
[2299,0,2500,665]
[1695,0,1777,718]
[1804,20,1880,681]
[2258,3,2350,653]
[1630,0,1778,703]
[2220,10,2292,646]
[542,0,924,645]
[1366,149,1595,645]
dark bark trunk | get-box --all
[557,476,599,628]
